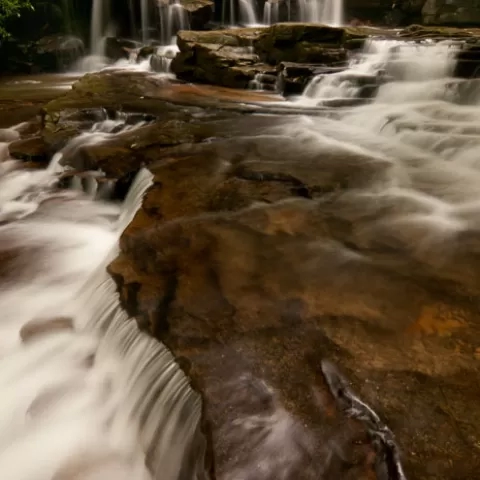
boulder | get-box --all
[180,0,214,30]
[108,130,480,480]
[9,136,50,163]
[171,24,373,89]
[168,27,267,87]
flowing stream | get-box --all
[1,26,480,479]
[0,122,202,479]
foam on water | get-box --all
[0,133,203,479]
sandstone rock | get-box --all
[254,23,357,64]
[172,23,480,91]
[180,0,214,30]
[9,135,49,163]
[171,24,372,89]
[171,27,271,88]
[109,130,480,479]
[41,70,284,150]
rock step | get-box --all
[170,24,480,93]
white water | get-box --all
[263,0,279,25]
[300,39,459,105]
[0,126,202,479]
[89,0,189,49]
[90,0,105,55]
[158,1,189,46]
[298,0,343,25]
[276,37,480,272]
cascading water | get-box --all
[158,0,189,46]
[222,0,259,25]
[282,35,480,258]
[0,122,204,479]
[299,39,459,106]
[297,0,343,25]
[263,0,280,25]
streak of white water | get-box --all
[90,0,107,55]
[159,1,189,46]
[263,1,279,25]
[0,133,202,478]
[298,0,343,25]
[238,0,258,25]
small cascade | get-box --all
[0,119,206,479]
[299,39,460,106]
[249,72,278,91]
[151,44,180,73]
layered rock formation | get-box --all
[31,69,480,479]
[171,23,480,93]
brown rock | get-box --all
[109,129,480,479]
[9,135,49,163]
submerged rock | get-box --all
[20,317,74,343]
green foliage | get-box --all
[0,0,34,38]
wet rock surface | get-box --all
[2,59,480,479]
[105,120,480,479]
[172,23,480,92]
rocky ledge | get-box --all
[9,69,478,479]
[171,23,480,93]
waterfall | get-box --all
[141,0,149,43]
[263,1,279,25]
[90,0,107,54]
[0,128,206,479]
[298,0,344,25]
[159,0,189,46]
[321,0,343,26]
